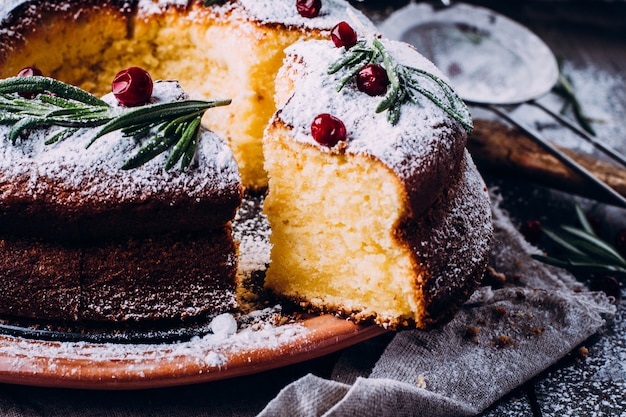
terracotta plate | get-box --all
[0,314,386,390]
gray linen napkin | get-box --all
[257,195,616,417]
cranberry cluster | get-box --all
[310,21,391,147]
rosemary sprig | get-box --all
[0,76,231,170]
[532,204,626,278]
[328,37,473,133]
[552,59,596,136]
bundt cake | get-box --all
[262,34,493,329]
[0,0,374,190]
[0,79,242,322]
[0,1,494,331]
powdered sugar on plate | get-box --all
[0,305,307,371]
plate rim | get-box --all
[0,314,387,390]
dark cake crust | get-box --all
[0,166,242,242]
[399,152,493,329]
[0,228,238,323]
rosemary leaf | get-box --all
[46,106,112,121]
[553,71,596,136]
[0,76,107,107]
[375,83,399,114]
[181,126,200,171]
[89,99,230,147]
[560,225,626,265]
[121,128,180,170]
[165,115,201,170]
[411,84,474,133]
[39,94,90,109]
[531,254,626,278]
[328,42,371,74]
[531,254,576,269]
[541,227,588,257]
[9,117,42,144]
[45,128,79,145]
[337,63,367,92]
[575,203,597,236]
[121,123,154,139]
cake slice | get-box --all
[263,37,493,330]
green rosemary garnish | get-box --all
[532,204,626,278]
[0,76,231,170]
[328,37,473,132]
[552,59,596,136]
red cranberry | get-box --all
[17,66,43,77]
[311,113,346,147]
[296,0,321,18]
[356,64,389,96]
[520,219,542,245]
[112,66,153,107]
[17,66,44,98]
[615,228,626,258]
[447,62,462,77]
[589,275,621,302]
[331,21,357,48]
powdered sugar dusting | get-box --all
[276,38,467,186]
[137,0,374,32]
[0,306,309,377]
[234,197,271,276]
[0,80,240,204]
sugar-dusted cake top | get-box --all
[0,80,241,202]
[137,0,374,31]
[273,37,472,215]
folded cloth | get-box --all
[257,195,616,417]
